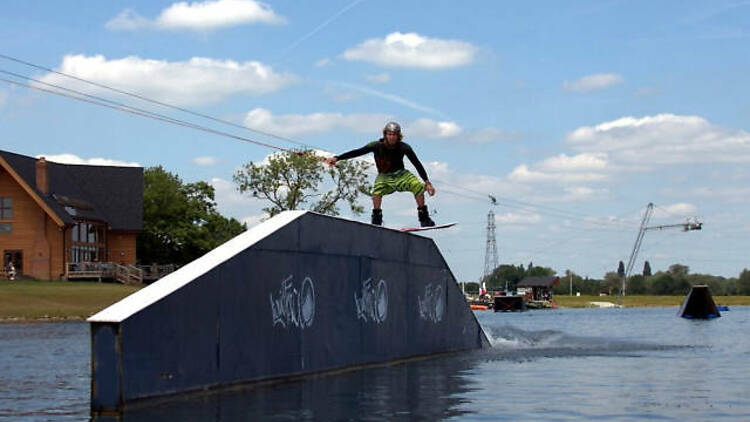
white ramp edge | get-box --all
[88,210,307,323]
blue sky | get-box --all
[2,0,750,282]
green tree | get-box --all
[484,264,526,291]
[737,269,750,295]
[617,261,625,278]
[649,272,690,295]
[626,274,647,294]
[602,272,622,295]
[668,263,690,278]
[233,150,372,218]
[137,166,246,266]
[642,260,652,277]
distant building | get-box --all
[517,275,559,301]
[0,149,142,280]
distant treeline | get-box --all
[464,263,750,296]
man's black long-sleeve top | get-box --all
[335,139,430,181]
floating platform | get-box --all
[493,296,526,312]
[88,211,489,414]
[678,285,721,319]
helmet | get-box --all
[383,121,403,141]
[383,121,401,134]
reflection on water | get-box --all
[100,354,479,422]
[2,307,750,421]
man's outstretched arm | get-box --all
[325,144,374,166]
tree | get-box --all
[627,274,647,294]
[642,261,652,277]
[738,269,750,295]
[484,264,525,291]
[233,150,372,218]
[617,261,625,278]
[602,272,621,295]
[138,166,246,266]
[648,272,690,295]
[668,263,689,278]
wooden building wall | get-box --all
[0,168,62,280]
[108,231,137,265]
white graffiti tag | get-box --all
[354,278,388,323]
[270,275,315,329]
[418,283,445,323]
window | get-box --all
[0,197,11,219]
[69,221,106,263]
[0,198,10,234]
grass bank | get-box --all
[2,282,748,321]
[0,280,142,321]
[554,294,750,308]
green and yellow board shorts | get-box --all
[373,169,425,196]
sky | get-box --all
[2,0,750,283]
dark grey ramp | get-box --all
[678,284,721,319]
[88,211,489,413]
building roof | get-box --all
[517,275,559,287]
[0,149,143,231]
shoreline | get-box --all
[3,281,748,322]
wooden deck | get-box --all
[65,262,145,285]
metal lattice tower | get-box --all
[483,209,499,279]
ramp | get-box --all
[88,211,489,413]
[678,284,721,319]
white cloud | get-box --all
[407,118,462,139]
[537,153,608,171]
[563,73,623,93]
[37,153,140,167]
[561,186,609,201]
[683,186,750,203]
[508,164,608,183]
[364,72,390,84]
[105,9,151,31]
[315,58,332,67]
[192,156,218,166]
[209,176,260,212]
[40,54,295,106]
[243,108,461,140]
[495,212,542,225]
[653,202,697,217]
[342,32,477,69]
[244,108,389,137]
[106,0,285,31]
[566,114,750,165]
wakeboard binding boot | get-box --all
[418,205,435,227]
[371,208,383,226]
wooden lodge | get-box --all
[0,149,143,282]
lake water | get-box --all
[1,306,748,421]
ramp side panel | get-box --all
[94,212,488,406]
[91,323,121,412]
[119,270,222,400]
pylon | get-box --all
[484,210,498,279]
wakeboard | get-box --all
[400,222,457,232]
